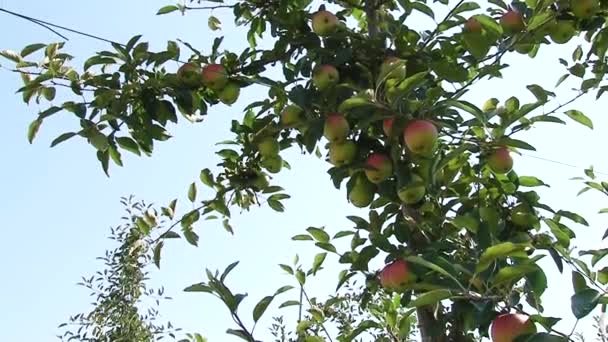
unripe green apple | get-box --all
[383,117,395,137]
[364,153,393,183]
[500,10,525,34]
[258,137,280,157]
[510,203,537,228]
[323,113,350,142]
[202,64,228,90]
[397,174,426,205]
[312,65,339,90]
[311,10,339,36]
[571,0,599,18]
[463,17,482,34]
[177,63,202,88]
[348,174,376,208]
[218,82,240,105]
[281,104,304,127]
[379,57,406,80]
[251,172,269,190]
[379,259,416,291]
[261,155,283,174]
[488,147,513,174]
[329,140,357,166]
[491,313,536,342]
[403,119,438,156]
[549,20,577,44]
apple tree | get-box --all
[4,0,608,340]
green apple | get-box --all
[488,147,513,174]
[218,82,240,105]
[491,313,536,342]
[397,174,426,205]
[312,65,339,90]
[510,203,538,228]
[348,174,376,208]
[323,113,350,142]
[251,172,269,190]
[549,20,577,44]
[177,63,202,88]
[379,259,416,292]
[202,63,228,90]
[571,0,599,18]
[403,119,438,156]
[311,10,339,36]
[257,137,280,157]
[364,153,393,184]
[329,140,357,166]
[379,57,406,80]
[261,155,283,174]
[500,10,525,34]
[281,104,304,127]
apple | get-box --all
[510,203,538,228]
[500,10,525,34]
[379,259,416,291]
[258,137,280,157]
[202,63,228,90]
[313,65,339,90]
[218,82,240,105]
[488,147,513,174]
[311,10,339,36]
[348,174,376,208]
[364,153,393,184]
[464,17,482,34]
[403,119,438,156]
[549,20,577,44]
[177,63,201,88]
[571,0,599,18]
[397,174,426,205]
[261,155,283,174]
[251,172,269,190]
[379,57,406,80]
[491,313,536,342]
[323,113,350,142]
[329,140,357,166]
[383,117,395,137]
[281,104,304,128]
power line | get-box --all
[521,153,608,176]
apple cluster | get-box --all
[176,62,241,105]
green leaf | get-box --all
[564,110,593,129]
[492,264,537,286]
[188,182,197,202]
[530,315,561,331]
[519,176,548,187]
[157,5,179,15]
[571,288,601,319]
[572,271,588,293]
[292,234,313,241]
[527,84,555,104]
[153,241,163,268]
[0,49,22,62]
[279,264,294,274]
[116,137,141,156]
[525,333,568,342]
[405,256,465,290]
[476,242,529,273]
[208,15,221,31]
[407,289,452,308]
[500,137,536,151]
[184,283,213,293]
[452,215,479,233]
[20,43,46,57]
[50,132,77,147]
[306,227,330,243]
[252,296,273,323]
[226,329,252,341]
[279,300,300,308]
[28,118,42,144]
[556,210,588,226]
[200,169,214,187]
[311,253,327,275]
[315,242,337,253]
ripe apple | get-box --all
[397,174,426,205]
[500,10,525,34]
[202,63,228,90]
[281,104,304,128]
[177,63,202,88]
[464,17,482,34]
[323,113,350,142]
[510,203,538,228]
[258,136,280,157]
[488,147,513,174]
[329,140,357,166]
[403,119,438,156]
[364,153,393,184]
[218,82,240,105]
[311,10,339,36]
[313,65,339,90]
[379,259,416,291]
[383,117,395,137]
[348,174,376,208]
[549,20,577,44]
[571,0,599,18]
[491,313,536,342]
[261,155,283,174]
[379,57,406,80]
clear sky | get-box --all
[1,0,608,341]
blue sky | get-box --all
[1,0,608,341]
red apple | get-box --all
[202,64,228,90]
[218,82,240,105]
[311,10,339,36]
[329,140,357,166]
[500,10,525,34]
[323,113,350,142]
[380,57,406,80]
[313,65,339,90]
[403,119,438,156]
[177,63,202,88]
[281,104,304,128]
[464,17,482,34]
[383,117,395,137]
[379,259,416,291]
[364,153,393,184]
[348,174,376,208]
[488,147,513,174]
[571,0,599,18]
[491,313,536,342]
